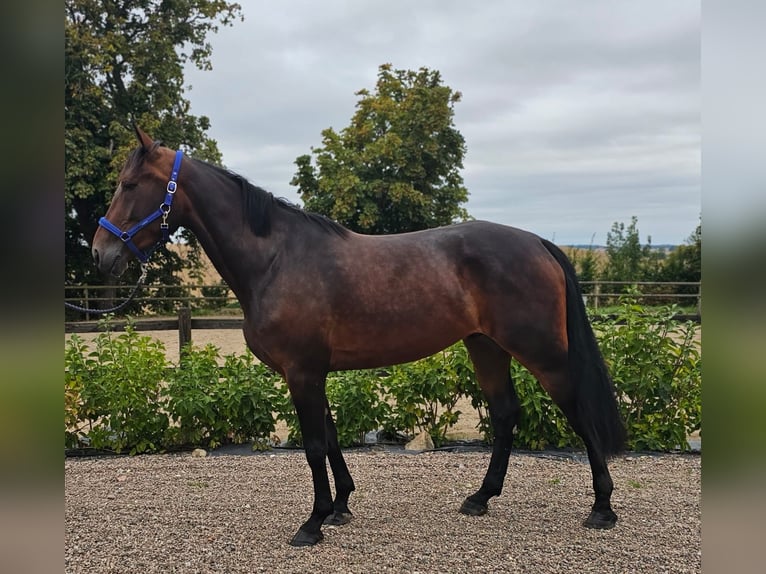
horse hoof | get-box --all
[583,509,618,529]
[459,498,488,516]
[324,511,353,526]
[289,528,324,547]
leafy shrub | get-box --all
[165,344,284,449]
[449,344,493,441]
[65,319,169,454]
[64,335,89,449]
[65,325,284,453]
[511,363,580,450]
[325,370,390,447]
[164,344,222,447]
[278,370,390,448]
[217,353,284,448]
[596,291,701,451]
[429,344,579,450]
[459,294,700,452]
[383,349,468,446]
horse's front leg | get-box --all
[287,371,334,547]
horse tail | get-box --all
[541,239,626,457]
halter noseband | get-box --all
[98,150,184,263]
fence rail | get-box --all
[578,281,701,310]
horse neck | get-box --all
[180,163,279,305]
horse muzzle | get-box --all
[92,236,130,278]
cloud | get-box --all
[183,0,700,244]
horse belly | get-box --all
[328,300,475,370]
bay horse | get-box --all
[92,126,626,546]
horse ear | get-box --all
[133,124,155,152]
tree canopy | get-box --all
[65,0,243,293]
[601,216,659,283]
[656,223,701,284]
[291,64,470,234]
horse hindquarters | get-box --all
[460,236,626,529]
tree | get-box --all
[658,222,701,284]
[65,0,243,309]
[655,222,701,305]
[578,248,599,286]
[291,64,469,234]
[601,216,658,285]
[566,234,600,295]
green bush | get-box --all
[326,370,390,447]
[64,335,89,449]
[459,294,700,452]
[439,343,578,450]
[512,362,582,450]
[383,349,468,446]
[453,344,579,450]
[65,324,285,454]
[217,353,285,449]
[596,292,701,451]
[65,319,169,454]
[165,345,284,449]
[279,370,390,448]
[164,344,221,447]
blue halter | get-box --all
[98,150,184,263]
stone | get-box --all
[405,431,434,452]
[191,448,207,458]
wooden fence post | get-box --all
[178,306,192,357]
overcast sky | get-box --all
[183,0,700,245]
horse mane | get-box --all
[195,160,349,239]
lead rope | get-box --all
[64,263,148,315]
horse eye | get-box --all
[121,181,137,191]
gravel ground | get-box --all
[65,449,700,574]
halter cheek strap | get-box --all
[98,150,184,263]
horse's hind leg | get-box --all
[555,396,618,529]
[459,334,519,516]
[581,442,617,528]
[324,400,355,526]
[533,364,618,529]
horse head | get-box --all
[92,126,185,276]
